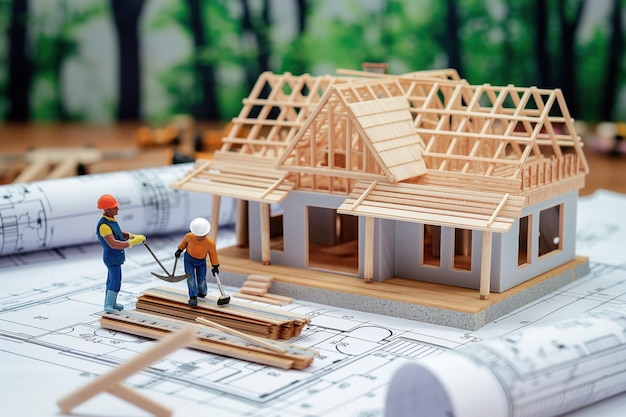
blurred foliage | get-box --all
[0,0,624,123]
[29,0,106,121]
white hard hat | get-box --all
[190,217,211,236]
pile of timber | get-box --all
[100,309,317,370]
[233,274,294,306]
[134,286,308,340]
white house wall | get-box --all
[495,190,579,292]
[395,222,484,288]
[248,191,355,270]
[247,189,579,292]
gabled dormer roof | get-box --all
[277,84,428,183]
[348,96,427,182]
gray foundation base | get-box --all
[216,258,590,331]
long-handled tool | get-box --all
[144,243,190,282]
[212,271,231,305]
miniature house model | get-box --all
[172,68,588,301]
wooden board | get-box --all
[135,287,309,340]
[99,310,317,370]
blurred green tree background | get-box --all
[1,0,624,124]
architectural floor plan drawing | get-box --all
[1,190,626,417]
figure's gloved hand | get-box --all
[128,234,146,247]
[211,264,220,275]
[175,248,183,258]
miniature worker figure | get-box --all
[96,194,146,313]
[175,217,219,306]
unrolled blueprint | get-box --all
[1,189,626,416]
[0,163,235,255]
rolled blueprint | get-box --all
[0,163,235,256]
[385,304,626,417]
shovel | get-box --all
[144,243,190,282]
[212,271,231,305]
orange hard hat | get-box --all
[97,194,119,210]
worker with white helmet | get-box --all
[96,194,146,313]
[175,217,219,306]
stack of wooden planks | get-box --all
[134,286,307,339]
[233,274,294,306]
[100,310,317,370]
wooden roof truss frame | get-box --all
[278,75,587,196]
[220,71,358,158]
[408,80,588,181]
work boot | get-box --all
[112,292,124,311]
[189,296,198,307]
[104,290,118,313]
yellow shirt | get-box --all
[98,215,117,237]
[178,233,219,264]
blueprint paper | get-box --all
[0,163,235,256]
[1,190,626,417]
[576,189,626,266]
[385,304,626,417]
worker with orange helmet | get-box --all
[175,217,219,306]
[96,194,146,313]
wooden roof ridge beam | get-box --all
[230,117,304,127]
[336,68,389,78]
[241,97,322,108]
[335,68,463,81]
[400,68,462,80]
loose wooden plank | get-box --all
[232,292,289,306]
[99,311,317,370]
[58,326,195,416]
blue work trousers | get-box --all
[105,264,122,292]
[184,252,207,297]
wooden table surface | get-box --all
[0,123,624,196]
[0,123,222,183]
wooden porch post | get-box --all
[480,231,492,300]
[209,195,221,242]
[235,199,248,247]
[364,216,375,283]
[260,202,271,265]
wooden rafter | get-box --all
[174,68,586,227]
[338,180,525,233]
